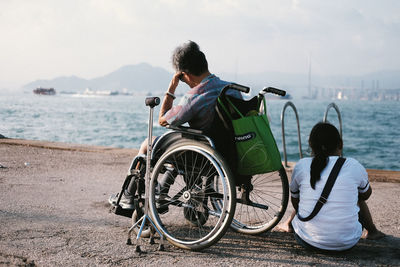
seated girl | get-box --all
[278,122,384,252]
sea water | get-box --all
[1,92,399,170]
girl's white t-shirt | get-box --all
[290,156,370,251]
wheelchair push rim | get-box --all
[149,141,236,251]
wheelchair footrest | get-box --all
[110,205,134,218]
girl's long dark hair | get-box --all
[309,122,343,189]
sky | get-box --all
[1,0,400,88]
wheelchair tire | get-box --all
[149,140,236,251]
[230,167,289,235]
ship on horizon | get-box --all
[33,87,56,95]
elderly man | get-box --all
[109,41,242,209]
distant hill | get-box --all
[23,63,172,93]
[89,63,172,92]
[223,70,400,97]
[23,63,400,97]
[23,75,89,92]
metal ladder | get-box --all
[281,101,303,168]
[323,102,343,138]
[280,101,343,167]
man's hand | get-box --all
[168,72,183,94]
[159,72,183,126]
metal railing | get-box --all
[281,101,303,167]
[280,101,343,166]
[323,102,343,138]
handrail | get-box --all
[281,101,303,168]
[323,103,343,138]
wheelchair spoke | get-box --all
[231,168,289,234]
[149,141,235,250]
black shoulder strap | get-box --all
[297,157,346,222]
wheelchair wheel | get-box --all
[230,167,289,234]
[149,140,236,251]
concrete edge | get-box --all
[283,161,400,183]
[1,138,399,183]
[0,138,138,155]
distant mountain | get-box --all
[89,63,172,92]
[23,75,89,92]
[359,70,400,89]
[23,63,172,93]
[223,70,400,97]
[23,63,400,97]
[221,71,307,93]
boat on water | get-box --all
[33,87,56,95]
[82,88,118,96]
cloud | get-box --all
[0,0,399,86]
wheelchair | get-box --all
[110,84,289,251]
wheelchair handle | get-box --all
[221,83,250,96]
[262,87,286,96]
[145,97,160,107]
[229,83,250,93]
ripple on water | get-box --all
[1,94,399,170]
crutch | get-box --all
[127,96,165,252]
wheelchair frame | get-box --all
[111,84,289,251]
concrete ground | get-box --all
[0,139,399,266]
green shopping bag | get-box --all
[218,97,282,175]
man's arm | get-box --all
[159,72,181,126]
